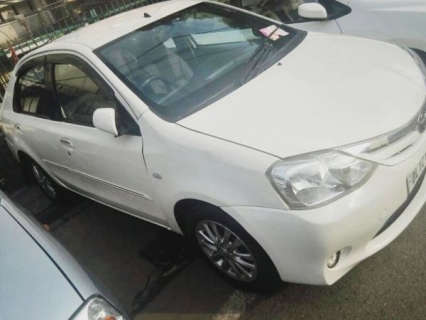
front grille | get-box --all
[374,167,426,238]
[343,49,426,166]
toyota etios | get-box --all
[1,0,426,291]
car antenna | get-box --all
[144,12,151,18]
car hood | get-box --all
[179,33,426,159]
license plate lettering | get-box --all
[407,152,426,194]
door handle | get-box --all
[14,123,21,130]
[60,138,74,148]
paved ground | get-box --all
[1,133,426,320]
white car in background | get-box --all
[1,0,426,291]
[220,0,426,50]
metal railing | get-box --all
[0,0,165,96]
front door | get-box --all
[44,55,165,226]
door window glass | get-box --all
[14,64,54,118]
[54,63,112,126]
[53,61,140,136]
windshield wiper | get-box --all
[240,41,273,84]
[240,27,279,85]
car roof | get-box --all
[46,0,203,51]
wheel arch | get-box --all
[16,150,41,183]
[15,150,63,188]
[16,150,33,164]
[173,197,282,290]
[174,198,224,235]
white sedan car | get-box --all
[1,0,426,291]
[219,0,426,50]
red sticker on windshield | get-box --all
[259,25,289,41]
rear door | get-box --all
[7,58,71,175]
[45,54,165,225]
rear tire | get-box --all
[25,160,73,204]
[182,203,282,292]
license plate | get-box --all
[407,153,426,194]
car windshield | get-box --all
[95,2,305,122]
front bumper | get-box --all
[222,143,426,285]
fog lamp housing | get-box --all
[327,251,340,268]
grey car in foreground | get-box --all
[0,191,129,320]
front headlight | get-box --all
[71,296,126,320]
[268,151,377,209]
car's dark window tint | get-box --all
[53,60,141,136]
[319,0,351,20]
[14,64,54,118]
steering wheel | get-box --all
[110,50,138,77]
[140,75,170,91]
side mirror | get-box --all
[93,108,119,136]
[298,3,328,20]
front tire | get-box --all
[183,204,282,292]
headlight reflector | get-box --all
[268,152,377,209]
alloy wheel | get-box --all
[196,220,257,282]
[31,164,57,199]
